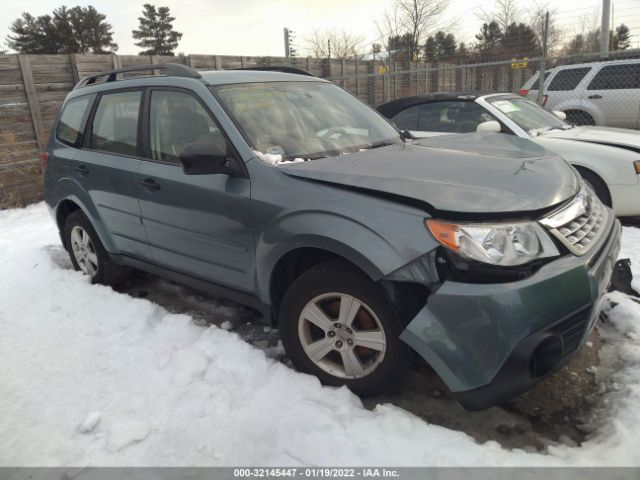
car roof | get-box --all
[376,92,497,117]
[199,70,327,86]
[550,58,639,70]
[69,67,326,98]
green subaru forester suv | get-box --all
[43,63,621,410]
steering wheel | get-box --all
[318,126,349,139]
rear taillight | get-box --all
[634,160,640,175]
[40,152,49,171]
[518,89,529,96]
[541,95,549,107]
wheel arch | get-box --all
[572,164,613,207]
[52,187,113,252]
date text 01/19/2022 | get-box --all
[233,468,400,478]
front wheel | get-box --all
[279,261,412,397]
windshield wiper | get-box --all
[366,140,398,149]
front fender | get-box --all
[534,137,639,187]
[255,210,411,304]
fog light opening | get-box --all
[529,335,563,379]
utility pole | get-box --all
[327,39,331,60]
[536,11,549,106]
[284,28,290,59]
[283,27,296,64]
[600,0,611,58]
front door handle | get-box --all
[75,165,89,176]
[588,94,602,99]
[139,178,161,191]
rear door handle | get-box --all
[588,94,602,99]
[139,178,161,191]
[75,165,89,176]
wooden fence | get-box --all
[0,53,535,208]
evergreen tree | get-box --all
[6,6,116,54]
[613,24,631,50]
[424,31,456,62]
[475,21,503,56]
[501,22,538,57]
[132,4,183,56]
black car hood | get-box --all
[278,133,580,215]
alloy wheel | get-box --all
[70,226,99,277]
[298,292,387,379]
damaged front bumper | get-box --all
[397,216,621,411]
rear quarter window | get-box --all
[588,63,640,90]
[547,67,591,91]
[56,94,95,146]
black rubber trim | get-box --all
[454,303,592,411]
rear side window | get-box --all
[547,67,591,91]
[525,71,551,89]
[56,94,95,146]
[588,63,640,90]
[91,90,142,156]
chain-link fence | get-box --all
[327,48,640,129]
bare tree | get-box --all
[477,0,521,34]
[527,2,561,54]
[375,0,450,60]
[305,29,365,59]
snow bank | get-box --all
[1,204,640,466]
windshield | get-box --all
[213,81,401,160]
[486,96,570,135]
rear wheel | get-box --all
[565,110,595,126]
[64,210,130,286]
[279,261,412,396]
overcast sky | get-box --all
[3,0,638,56]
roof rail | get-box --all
[229,66,316,77]
[74,63,201,90]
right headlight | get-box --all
[426,219,559,266]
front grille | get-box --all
[540,187,608,256]
[550,305,591,356]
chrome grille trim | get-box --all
[539,188,608,256]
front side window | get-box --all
[391,105,420,131]
[547,67,591,91]
[149,90,225,163]
[56,94,95,146]
[588,63,640,90]
[91,91,141,156]
[214,81,401,161]
[419,101,495,133]
[487,95,569,134]
[393,101,495,133]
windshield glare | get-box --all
[487,96,569,134]
[214,82,401,160]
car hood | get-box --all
[542,126,640,152]
[278,133,580,215]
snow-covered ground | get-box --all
[1,203,640,466]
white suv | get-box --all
[520,59,640,128]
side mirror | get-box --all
[476,120,501,133]
[399,129,415,140]
[553,110,567,120]
[179,141,233,175]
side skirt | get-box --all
[110,253,271,319]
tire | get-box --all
[575,167,612,207]
[279,261,412,397]
[565,110,595,126]
[64,210,130,286]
